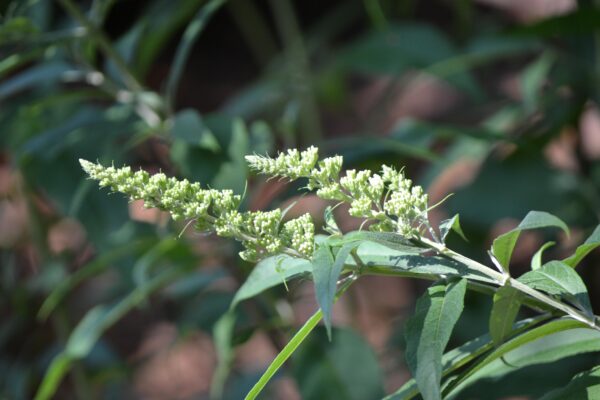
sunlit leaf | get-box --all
[491,211,569,273]
[405,278,467,400]
[489,285,521,346]
[518,261,592,316]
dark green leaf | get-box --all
[518,261,592,316]
[492,211,569,273]
[171,109,220,151]
[440,214,468,243]
[405,278,467,400]
[36,266,185,400]
[386,316,548,400]
[230,255,311,309]
[444,318,592,397]
[540,365,600,400]
[293,327,384,400]
[563,225,600,268]
[489,285,521,346]
[164,0,225,106]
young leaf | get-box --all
[439,214,468,243]
[540,365,600,399]
[563,225,600,268]
[518,260,593,316]
[489,285,521,346]
[491,211,569,273]
[323,205,341,235]
[312,243,355,339]
[230,255,312,309]
[405,278,467,400]
[531,241,555,270]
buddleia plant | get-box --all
[79,147,600,400]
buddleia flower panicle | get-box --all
[243,147,430,238]
[79,159,316,262]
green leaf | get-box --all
[293,327,384,400]
[540,365,600,400]
[518,260,592,316]
[353,241,495,284]
[323,206,341,235]
[440,214,468,242]
[491,211,569,273]
[521,52,555,112]
[339,23,480,97]
[444,318,592,397]
[405,278,467,400]
[328,230,427,253]
[38,239,151,320]
[312,243,355,338]
[531,241,555,270]
[210,311,237,400]
[211,118,249,193]
[489,285,521,346]
[385,316,549,400]
[230,255,312,309]
[35,266,185,400]
[171,109,220,151]
[563,225,600,268]
[164,0,226,107]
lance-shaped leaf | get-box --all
[518,260,592,316]
[440,214,468,243]
[531,241,555,270]
[231,255,312,309]
[327,231,427,253]
[563,225,600,268]
[540,365,600,399]
[445,319,599,398]
[489,285,521,346]
[405,278,467,400]
[491,211,569,273]
[312,243,356,339]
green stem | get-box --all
[420,237,599,330]
[245,309,323,400]
[269,0,322,144]
[57,0,142,93]
[244,277,354,399]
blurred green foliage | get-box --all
[2,0,600,399]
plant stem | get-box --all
[244,277,354,399]
[420,237,599,330]
[57,0,142,93]
[269,0,322,144]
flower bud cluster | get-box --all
[246,146,319,180]
[80,159,316,261]
[282,213,315,257]
[244,148,430,238]
[381,166,428,236]
[80,159,240,225]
